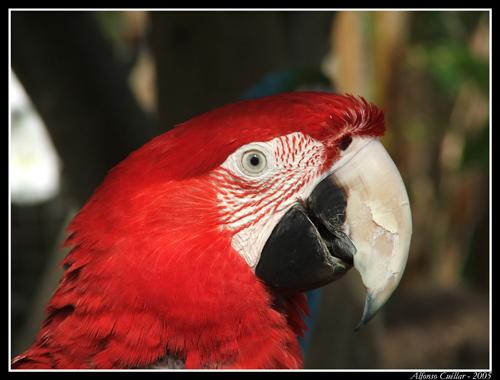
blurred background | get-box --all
[10,10,490,369]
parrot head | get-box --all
[13,92,412,369]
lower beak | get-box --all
[256,138,412,328]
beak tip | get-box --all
[354,292,380,331]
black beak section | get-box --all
[255,176,356,294]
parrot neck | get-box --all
[140,235,309,369]
[151,292,309,369]
[40,231,309,369]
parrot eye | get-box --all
[241,150,268,176]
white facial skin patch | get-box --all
[211,132,326,269]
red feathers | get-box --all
[12,92,383,369]
[131,92,385,180]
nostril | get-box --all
[339,135,353,151]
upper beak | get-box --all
[256,137,412,328]
[327,138,412,328]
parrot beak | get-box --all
[256,137,412,328]
[324,138,412,328]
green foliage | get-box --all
[409,11,488,97]
[94,11,123,44]
[423,43,488,96]
[461,123,490,170]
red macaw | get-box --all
[11,92,412,369]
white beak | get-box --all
[330,137,412,328]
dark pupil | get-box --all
[249,155,260,167]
